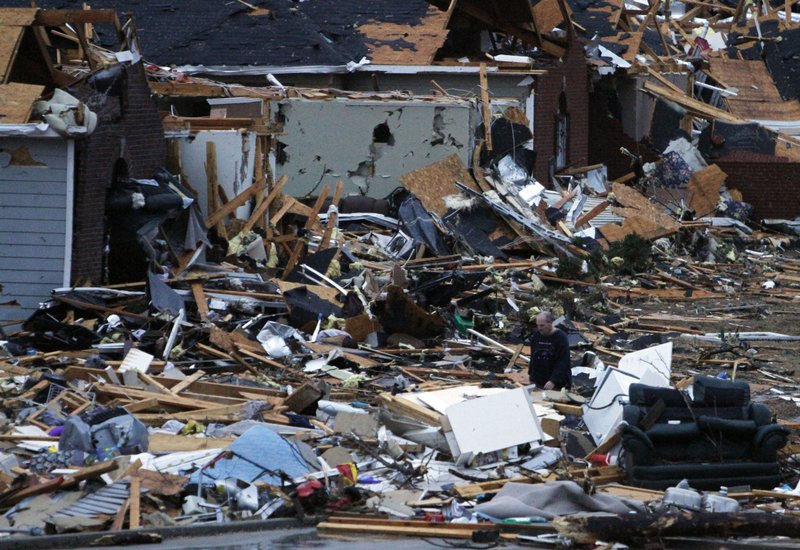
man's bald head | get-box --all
[536,311,555,336]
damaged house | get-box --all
[0,8,168,321]
[13,0,591,203]
[574,0,800,220]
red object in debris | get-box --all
[296,479,322,498]
[588,453,618,466]
[423,513,445,523]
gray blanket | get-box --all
[473,481,645,520]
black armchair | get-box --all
[621,376,788,490]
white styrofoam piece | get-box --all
[618,342,672,384]
[414,386,506,415]
[444,387,544,461]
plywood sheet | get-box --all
[686,164,726,218]
[400,154,480,216]
[0,25,24,84]
[532,0,569,35]
[358,5,450,65]
[0,8,36,27]
[0,83,44,123]
[599,182,681,242]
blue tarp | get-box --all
[190,425,315,486]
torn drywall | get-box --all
[170,130,257,218]
[274,98,473,197]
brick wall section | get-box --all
[71,62,165,284]
[716,156,800,220]
[587,88,660,180]
[533,39,589,184]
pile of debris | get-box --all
[4,3,800,548]
[2,136,800,546]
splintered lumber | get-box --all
[241,174,287,234]
[111,499,130,531]
[553,512,800,545]
[148,434,236,452]
[320,180,344,249]
[135,403,255,424]
[124,398,160,413]
[129,476,140,529]
[377,393,442,425]
[191,282,209,321]
[92,383,226,410]
[169,370,207,395]
[479,63,493,151]
[283,184,330,276]
[0,477,64,507]
[60,461,118,489]
[552,403,583,416]
[323,516,555,535]
[454,477,537,499]
[205,178,266,228]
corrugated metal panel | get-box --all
[54,481,131,518]
[542,190,623,226]
[0,137,70,322]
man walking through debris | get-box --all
[529,311,571,390]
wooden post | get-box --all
[320,180,344,250]
[480,63,493,152]
[128,476,140,529]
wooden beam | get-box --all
[480,63,493,152]
[128,477,140,529]
[283,184,330,276]
[241,174,288,234]
[205,179,265,228]
[170,370,206,395]
[320,180,344,250]
[205,142,220,223]
[191,282,209,321]
[575,200,610,227]
[111,499,130,531]
[34,9,119,26]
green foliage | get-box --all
[607,234,653,275]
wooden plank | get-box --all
[479,63,493,152]
[575,200,610,228]
[111,498,130,531]
[170,370,206,395]
[93,383,223,410]
[129,476,140,529]
[205,142,219,219]
[34,9,118,26]
[60,461,117,489]
[138,371,179,397]
[205,179,264,228]
[320,180,344,249]
[283,184,330,276]
[191,282,209,321]
[454,477,537,499]
[148,433,234,452]
[241,174,287,234]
